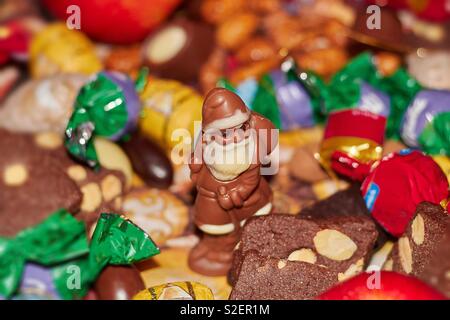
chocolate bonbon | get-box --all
[143,19,214,82]
[361,150,449,237]
[94,265,145,300]
[121,132,173,189]
[65,70,144,168]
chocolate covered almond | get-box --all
[143,19,214,82]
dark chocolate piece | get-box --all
[121,132,173,189]
[143,19,215,82]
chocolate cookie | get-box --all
[383,202,450,297]
[0,129,82,237]
[29,131,127,227]
[229,212,378,299]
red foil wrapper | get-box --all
[361,149,449,237]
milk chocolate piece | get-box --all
[384,202,450,297]
[143,19,215,82]
[121,132,173,189]
[229,213,378,299]
[94,265,145,300]
[188,88,276,276]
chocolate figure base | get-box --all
[188,232,240,276]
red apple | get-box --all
[318,271,447,300]
[42,0,182,44]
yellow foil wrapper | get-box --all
[139,79,203,151]
[317,136,383,178]
[30,23,102,78]
[433,155,450,184]
[133,281,214,300]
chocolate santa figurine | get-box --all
[188,88,278,276]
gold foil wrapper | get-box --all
[317,136,383,178]
[433,155,450,184]
[133,281,214,300]
[30,23,102,78]
[139,79,203,151]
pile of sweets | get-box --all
[0,0,449,300]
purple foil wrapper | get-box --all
[7,264,61,300]
[102,71,140,140]
[357,82,390,118]
[401,89,450,147]
[270,70,315,129]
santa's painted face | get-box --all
[202,117,256,181]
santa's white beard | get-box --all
[203,134,255,181]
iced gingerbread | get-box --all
[188,88,277,276]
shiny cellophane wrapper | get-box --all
[133,281,214,300]
[139,78,203,151]
[317,136,383,178]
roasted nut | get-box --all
[338,258,364,282]
[383,258,394,271]
[200,0,246,25]
[411,214,425,246]
[34,132,63,150]
[398,236,413,274]
[105,45,142,76]
[313,229,357,261]
[216,13,259,51]
[375,52,401,77]
[235,37,278,64]
[67,165,87,182]
[229,57,280,85]
[3,163,28,186]
[101,174,123,202]
[80,182,102,212]
[294,47,348,78]
[288,248,317,264]
[199,48,226,94]
[278,259,287,269]
[247,0,280,13]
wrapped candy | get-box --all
[133,282,214,300]
[138,78,203,150]
[315,53,421,180]
[0,20,31,65]
[65,70,146,168]
[0,210,159,299]
[29,23,102,78]
[361,150,449,237]
[401,90,450,156]
[218,59,325,130]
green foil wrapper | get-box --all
[316,52,421,139]
[419,112,450,156]
[0,210,159,299]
